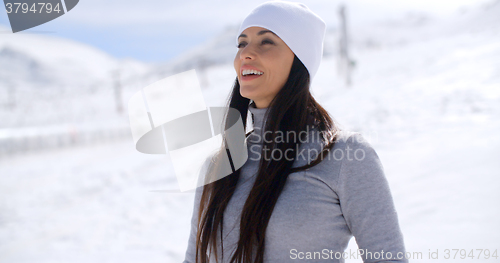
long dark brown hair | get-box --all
[195,55,340,263]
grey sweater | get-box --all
[183,105,407,263]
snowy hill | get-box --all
[0,24,116,87]
[0,24,152,128]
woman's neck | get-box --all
[250,101,268,109]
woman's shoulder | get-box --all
[305,130,383,188]
[305,129,377,158]
[332,130,376,153]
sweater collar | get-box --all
[248,102,269,142]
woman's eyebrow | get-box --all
[238,30,277,39]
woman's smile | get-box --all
[240,65,264,81]
[241,73,263,81]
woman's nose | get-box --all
[240,44,256,60]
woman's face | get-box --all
[234,26,294,109]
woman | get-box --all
[183,1,407,263]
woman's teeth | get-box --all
[242,69,264,76]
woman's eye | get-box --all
[236,39,273,48]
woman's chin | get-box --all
[239,86,260,100]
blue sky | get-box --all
[0,0,492,63]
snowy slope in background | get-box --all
[0,24,152,128]
[441,0,500,35]
[0,25,114,87]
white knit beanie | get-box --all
[237,1,326,81]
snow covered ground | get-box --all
[1,1,499,262]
